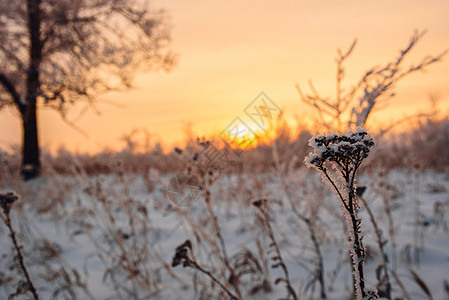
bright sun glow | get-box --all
[219,120,279,151]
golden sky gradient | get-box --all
[1,0,448,153]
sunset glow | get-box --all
[1,0,448,153]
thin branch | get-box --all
[192,261,238,300]
[336,39,357,110]
[59,114,89,138]
[0,72,24,114]
[378,112,436,137]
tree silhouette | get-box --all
[0,0,175,180]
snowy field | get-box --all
[1,168,449,299]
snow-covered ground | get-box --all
[1,168,449,299]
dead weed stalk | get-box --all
[0,192,39,300]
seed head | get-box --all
[305,127,375,170]
[172,240,193,267]
[0,192,18,216]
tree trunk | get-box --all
[21,0,42,180]
[21,102,40,180]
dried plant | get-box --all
[357,193,391,299]
[229,248,272,296]
[296,30,447,132]
[412,165,425,266]
[171,240,238,300]
[305,128,375,299]
[273,141,327,298]
[79,174,182,299]
[252,198,298,300]
[0,192,39,300]
[166,139,246,298]
[433,201,448,233]
[369,170,400,271]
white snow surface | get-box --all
[0,169,448,299]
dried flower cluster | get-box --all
[305,127,375,171]
[171,240,193,268]
[0,192,18,216]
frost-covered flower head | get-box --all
[305,128,375,170]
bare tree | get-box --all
[296,30,446,132]
[0,0,176,179]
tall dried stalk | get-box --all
[358,194,391,299]
[371,171,398,271]
[305,128,375,299]
[252,199,298,300]
[172,240,238,300]
[0,192,39,300]
[272,141,326,298]
[170,141,243,299]
[296,30,447,132]
[278,172,326,298]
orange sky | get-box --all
[1,0,448,153]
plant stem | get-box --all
[348,209,366,299]
[191,261,238,300]
[4,214,39,300]
[203,188,242,299]
[279,172,326,298]
[322,168,366,299]
[359,196,391,299]
[261,209,298,300]
[305,218,326,299]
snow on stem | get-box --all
[305,128,375,299]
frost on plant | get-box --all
[305,128,374,172]
[305,128,375,299]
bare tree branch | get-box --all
[296,30,447,132]
[0,73,24,114]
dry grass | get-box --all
[0,148,448,299]
[2,114,448,183]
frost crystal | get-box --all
[305,127,375,170]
